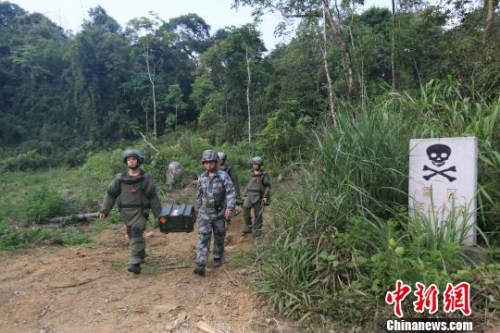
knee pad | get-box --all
[215,230,226,237]
[130,227,144,238]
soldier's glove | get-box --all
[224,209,233,220]
[224,209,233,226]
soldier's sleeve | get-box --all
[262,173,271,199]
[229,167,240,196]
[100,175,121,215]
[143,173,162,217]
[195,176,203,211]
[223,173,236,211]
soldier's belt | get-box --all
[247,189,262,193]
[119,203,149,209]
[203,206,223,211]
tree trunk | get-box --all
[322,0,355,99]
[484,0,496,44]
[175,105,178,132]
[322,1,337,127]
[34,212,100,225]
[151,81,157,137]
[145,46,157,137]
[246,46,252,144]
[142,100,149,133]
[391,0,396,89]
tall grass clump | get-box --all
[385,77,499,242]
[297,105,412,235]
[258,104,414,328]
[258,78,499,329]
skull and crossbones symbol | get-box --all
[422,144,457,182]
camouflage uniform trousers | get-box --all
[196,210,226,266]
[122,209,148,266]
[243,195,264,233]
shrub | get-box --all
[257,102,311,164]
[0,220,24,250]
[0,222,91,249]
[19,186,78,224]
[0,149,52,172]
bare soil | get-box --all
[0,208,272,333]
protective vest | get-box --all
[246,170,270,198]
[117,171,150,210]
[100,170,162,217]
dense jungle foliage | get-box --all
[0,0,498,331]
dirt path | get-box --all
[0,212,268,333]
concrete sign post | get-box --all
[408,137,478,246]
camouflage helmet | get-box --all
[249,156,263,166]
[217,151,227,162]
[122,149,145,164]
[201,149,218,162]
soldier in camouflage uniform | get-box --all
[99,149,162,274]
[194,149,236,276]
[242,156,271,236]
[217,151,240,198]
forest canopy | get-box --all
[0,0,497,157]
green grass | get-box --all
[256,79,499,329]
[0,130,275,250]
[226,247,258,270]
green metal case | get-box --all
[158,204,195,233]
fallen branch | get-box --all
[139,132,159,152]
[49,275,103,288]
[196,321,219,333]
[223,268,238,286]
[46,212,99,224]
[30,212,100,226]
[164,263,188,270]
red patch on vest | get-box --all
[130,185,138,193]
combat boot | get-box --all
[241,225,252,235]
[127,264,141,274]
[193,264,206,276]
[138,250,148,264]
[213,258,222,268]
